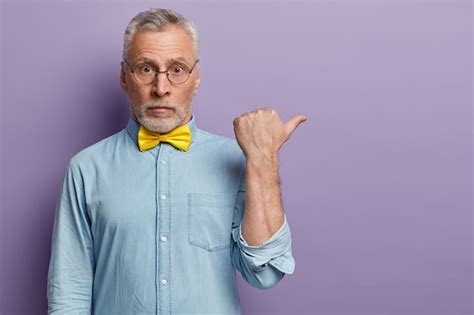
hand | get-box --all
[233,107,307,159]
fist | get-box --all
[233,107,306,159]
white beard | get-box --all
[131,103,190,134]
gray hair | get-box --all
[122,8,199,61]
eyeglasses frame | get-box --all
[122,59,199,85]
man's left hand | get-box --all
[233,108,306,159]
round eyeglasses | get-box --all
[123,59,199,85]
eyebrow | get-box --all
[135,57,190,67]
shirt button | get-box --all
[160,235,167,242]
[160,194,167,200]
[161,160,167,164]
[161,278,168,286]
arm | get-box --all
[241,152,284,246]
[231,107,306,289]
[47,159,95,314]
[230,163,295,289]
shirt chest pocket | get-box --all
[188,192,236,251]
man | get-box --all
[47,8,306,315]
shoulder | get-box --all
[68,129,126,170]
[194,128,243,156]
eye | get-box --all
[171,64,185,74]
[138,64,155,74]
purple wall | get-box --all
[1,1,472,314]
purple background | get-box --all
[0,1,472,314]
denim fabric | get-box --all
[47,115,295,314]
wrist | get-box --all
[246,151,279,167]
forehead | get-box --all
[128,25,195,64]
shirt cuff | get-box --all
[232,213,295,274]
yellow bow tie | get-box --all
[138,124,192,152]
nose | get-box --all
[152,71,171,97]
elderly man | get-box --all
[47,8,306,315]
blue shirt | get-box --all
[47,115,295,314]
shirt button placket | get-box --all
[157,148,171,315]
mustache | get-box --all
[144,103,175,109]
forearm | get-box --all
[241,153,285,246]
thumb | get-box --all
[285,115,307,136]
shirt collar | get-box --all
[126,114,198,151]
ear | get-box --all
[192,65,201,95]
[120,61,127,92]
